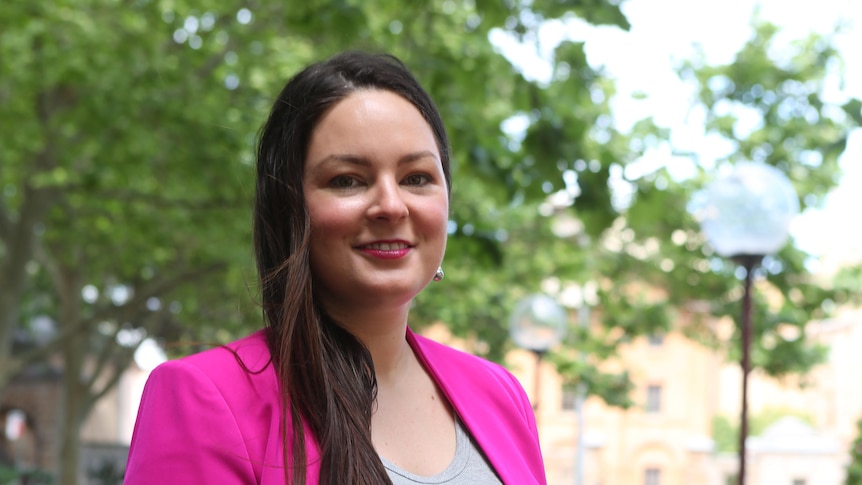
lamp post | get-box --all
[560,281,597,485]
[509,294,567,411]
[572,303,590,485]
[696,162,799,485]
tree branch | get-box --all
[83,324,129,392]
[79,188,245,211]
[87,348,136,408]
[0,260,226,390]
[81,261,227,331]
[85,308,173,407]
[0,166,60,366]
[0,196,11,242]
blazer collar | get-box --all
[406,327,541,484]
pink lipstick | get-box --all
[356,240,412,259]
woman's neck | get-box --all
[324,304,414,381]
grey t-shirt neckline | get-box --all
[380,417,503,484]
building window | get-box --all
[647,333,664,346]
[646,385,662,413]
[562,383,577,411]
[644,467,660,485]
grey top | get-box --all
[381,418,503,484]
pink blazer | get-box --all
[125,329,546,484]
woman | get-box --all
[125,51,546,484]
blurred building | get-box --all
[0,367,62,478]
[525,324,723,485]
[519,308,862,485]
[0,359,144,484]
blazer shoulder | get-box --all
[174,330,272,382]
[127,330,287,484]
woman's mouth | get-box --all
[356,241,412,259]
[362,242,409,250]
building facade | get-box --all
[516,308,862,485]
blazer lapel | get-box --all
[406,328,544,485]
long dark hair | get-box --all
[253,51,451,484]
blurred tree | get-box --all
[1,1,860,483]
[419,18,861,406]
[568,20,858,388]
[1,2,269,482]
[711,407,814,452]
[665,21,859,374]
[0,0,629,482]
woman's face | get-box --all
[303,89,449,313]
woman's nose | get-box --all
[367,180,409,221]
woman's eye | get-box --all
[329,175,360,189]
[403,174,430,186]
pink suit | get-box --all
[125,329,546,484]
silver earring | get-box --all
[433,267,444,282]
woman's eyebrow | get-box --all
[398,150,440,165]
[311,150,439,169]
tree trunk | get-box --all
[58,375,87,485]
[56,266,87,485]
[0,179,57,387]
[0,290,22,387]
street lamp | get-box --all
[509,294,568,410]
[695,162,799,485]
[560,282,597,485]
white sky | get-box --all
[493,0,862,268]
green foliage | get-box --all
[0,466,53,485]
[712,414,738,452]
[679,22,849,200]
[626,19,862,380]
[712,407,814,453]
[1,1,860,482]
[550,351,635,409]
[835,265,862,307]
[848,415,862,484]
[751,407,814,434]
[87,460,123,485]
[0,0,630,482]
[0,0,632,370]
